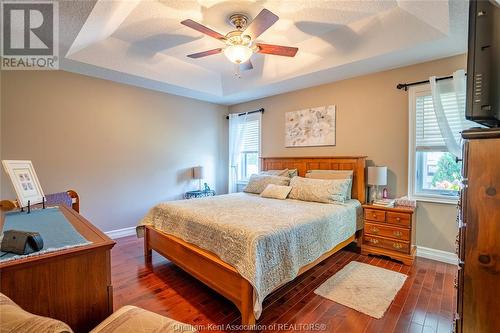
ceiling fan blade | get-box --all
[240,59,253,71]
[243,9,279,39]
[187,48,223,59]
[181,19,225,41]
[257,43,298,57]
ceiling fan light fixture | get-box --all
[223,44,253,64]
[183,8,297,70]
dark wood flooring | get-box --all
[112,236,456,333]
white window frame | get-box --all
[408,84,459,205]
[236,114,262,185]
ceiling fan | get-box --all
[181,9,298,71]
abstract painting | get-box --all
[285,105,336,147]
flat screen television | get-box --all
[466,0,500,127]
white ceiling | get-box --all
[60,0,468,105]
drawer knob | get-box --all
[373,214,377,218]
[396,217,401,221]
[371,228,379,234]
[393,231,402,238]
[392,243,403,249]
[370,239,379,245]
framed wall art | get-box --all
[285,105,336,147]
[2,160,45,207]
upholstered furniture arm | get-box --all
[90,305,197,333]
[0,293,73,333]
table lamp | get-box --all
[193,166,204,191]
[367,166,387,203]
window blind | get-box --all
[415,88,471,151]
[239,118,260,152]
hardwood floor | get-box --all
[112,236,456,333]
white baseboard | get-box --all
[416,246,458,265]
[105,226,136,239]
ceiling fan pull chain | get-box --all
[234,64,242,79]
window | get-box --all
[408,83,467,203]
[237,114,261,182]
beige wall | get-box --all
[1,70,228,232]
[229,54,466,253]
[1,55,464,252]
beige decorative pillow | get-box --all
[260,168,298,178]
[288,169,298,178]
[260,184,292,200]
[260,169,290,177]
[306,170,354,199]
[243,175,291,194]
[288,176,351,204]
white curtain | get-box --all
[228,113,248,193]
[429,69,474,157]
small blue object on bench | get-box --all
[45,192,73,209]
[0,207,91,262]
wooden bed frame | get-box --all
[143,156,366,325]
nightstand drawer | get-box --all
[386,212,411,227]
[364,209,386,222]
[363,235,410,254]
[364,222,410,241]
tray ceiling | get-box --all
[61,0,468,105]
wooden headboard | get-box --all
[261,156,367,203]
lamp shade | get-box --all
[193,166,204,180]
[367,166,387,186]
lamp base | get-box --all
[369,185,379,203]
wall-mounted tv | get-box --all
[466,0,500,127]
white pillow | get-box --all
[306,170,354,199]
[260,168,298,178]
[260,184,292,200]
[243,175,291,194]
[288,176,351,204]
[260,169,290,177]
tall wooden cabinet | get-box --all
[455,128,500,333]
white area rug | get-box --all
[314,261,407,319]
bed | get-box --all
[138,156,366,325]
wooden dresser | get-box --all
[455,128,500,333]
[0,205,116,333]
[361,204,416,265]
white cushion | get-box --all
[260,184,292,200]
[243,175,290,194]
[288,176,351,204]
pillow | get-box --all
[288,169,298,178]
[260,184,292,200]
[305,170,354,199]
[288,176,351,204]
[260,169,290,177]
[260,168,298,178]
[243,175,290,194]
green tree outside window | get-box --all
[431,153,461,191]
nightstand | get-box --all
[361,204,416,265]
[184,189,216,199]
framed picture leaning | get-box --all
[2,160,45,207]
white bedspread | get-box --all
[137,192,361,319]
